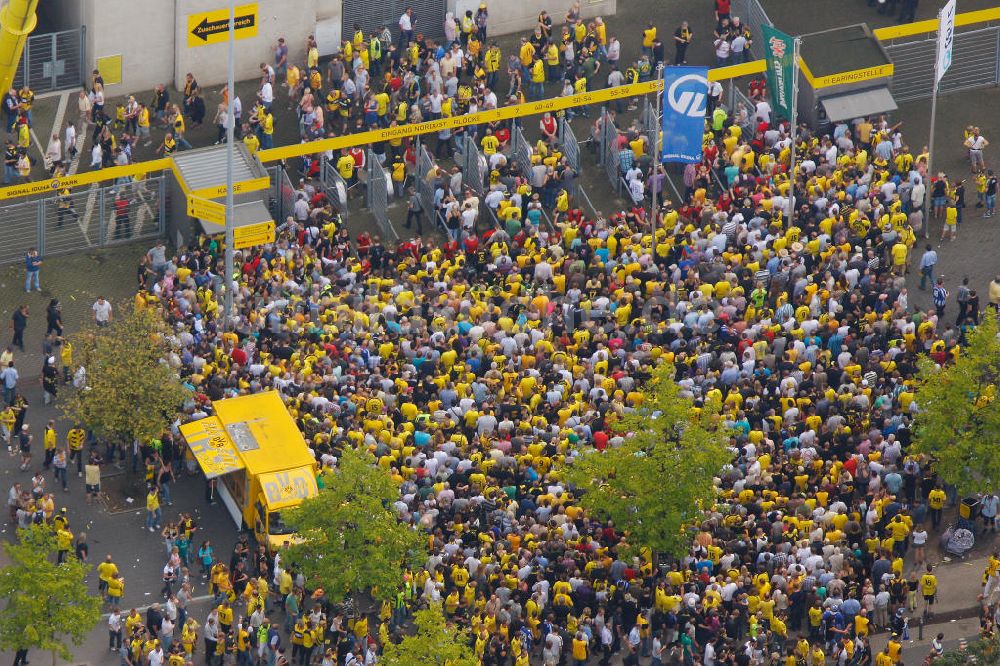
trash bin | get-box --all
[961,497,980,520]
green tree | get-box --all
[62,304,189,446]
[0,524,101,664]
[912,313,1000,496]
[565,362,731,558]
[933,632,1000,665]
[283,446,426,603]
[380,604,477,666]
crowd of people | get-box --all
[121,22,997,666]
[6,2,1000,666]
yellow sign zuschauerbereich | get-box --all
[187,3,258,48]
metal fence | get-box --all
[320,158,350,224]
[558,117,600,218]
[0,175,165,265]
[640,99,658,156]
[883,25,1000,102]
[511,124,533,183]
[460,135,487,197]
[559,118,582,173]
[13,28,85,94]
[367,151,398,241]
[416,142,445,233]
[729,86,758,139]
[737,0,773,56]
[265,164,297,223]
[599,109,622,196]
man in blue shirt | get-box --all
[23,248,40,292]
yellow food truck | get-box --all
[180,391,318,551]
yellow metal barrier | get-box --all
[0,59,765,203]
[873,6,1000,41]
[0,158,173,201]
[2,6,1000,204]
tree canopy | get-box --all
[380,604,477,666]
[62,304,189,445]
[283,446,426,603]
[912,313,1000,496]
[0,525,101,661]
[933,632,1000,665]
[565,362,732,558]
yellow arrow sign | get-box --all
[189,175,270,200]
[232,220,275,249]
[187,3,258,48]
[186,196,225,224]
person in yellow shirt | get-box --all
[920,564,937,611]
[481,129,500,156]
[642,22,657,57]
[874,647,894,666]
[146,486,161,532]
[571,631,589,664]
[42,420,56,469]
[928,486,946,529]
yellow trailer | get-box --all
[180,391,318,551]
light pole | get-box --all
[649,63,664,243]
[786,37,801,227]
[223,0,236,329]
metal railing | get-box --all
[0,175,165,265]
[265,164,296,223]
[599,109,622,196]
[366,151,397,242]
[320,158,350,223]
[737,0,773,55]
[559,118,582,173]
[13,28,85,94]
[884,25,1000,102]
[416,142,447,233]
[460,135,487,197]
[511,124,533,183]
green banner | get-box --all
[762,24,795,120]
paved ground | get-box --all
[1,0,1000,662]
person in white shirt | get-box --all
[755,100,772,125]
[64,122,77,162]
[965,128,989,173]
[259,81,273,111]
[92,297,113,326]
[398,8,414,49]
[108,609,123,651]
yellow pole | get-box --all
[0,0,39,94]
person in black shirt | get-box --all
[674,23,693,65]
[986,169,998,217]
[3,140,16,184]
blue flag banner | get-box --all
[661,66,709,164]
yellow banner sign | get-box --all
[186,196,225,224]
[0,158,172,201]
[187,3,258,48]
[810,63,895,89]
[233,220,275,249]
[180,417,245,478]
[190,175,270,200]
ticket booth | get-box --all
[797,24,898,132]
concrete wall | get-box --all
[81,0,614,95]
[447,0,617,39]
[81,0,341,95]
[172,0,321,91]
[84,0,175,94]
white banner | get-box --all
[936,0,956,83]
